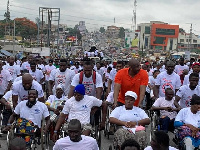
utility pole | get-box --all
[4,0,10,45]
[13,19,15,55]
[131,0,137,31]
[189,24,192,52]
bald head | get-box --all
[128,59,140,75]
[22,74,33,90]
[22,73,33,81]
[129,59,140,67]
[166,60,175,67]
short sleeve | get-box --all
[42,104,50,118]
[155,74,161,86]
[46,95,53,104]
[92,97,102,107]
[53,140,60,150]
[95,73,103,88]
[16,65,21,76]
[110,107,121,119]
[36,83,44,98]
[114,70,122,84]
[183,75,189,85]
[152,98,161,107]
[3,91,12,101]
[138,108,149,119]
[175,109,185,122]
[6,71,13,81]
[140,70,149,86]
[49,69,57,81]
[176,86,184,98]
[71,74,80,86]
[175,75,181,89]
[70,70,75,82]
[106,92,114,103]
[62,100,71,114]
[40,70,44,78]
[14,102,21,115]
[12,82,19,96]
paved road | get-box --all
[0,125,177,150]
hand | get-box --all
[186,124,199,137]
[52,132,58,142]
[99,122,105,131]
[165,107,173,112]
[57,105,64,110]
[54,109,60,115]
[125,121,136,128]
[3,125,11,132]
[112,102,117,109]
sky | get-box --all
[1,0,200,35]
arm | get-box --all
[96,87,103,100]
[5,81,12,94]
[109,117,126,126]
[68,85,75,99]
[54,113,68,132]
[48,80,54,95]
[44,116,50,132]
[138,118,150,126]
[101,102,107,125]
[40,76,45,84]
[38,97,45,103]
[107,79,112,94]
[113,83,121,106]
[153,85,159,99]
[7,112,18,125]
[0,98,11,109]
[12,95,18,109]
[138,85,146,107]
[174,95,181,110]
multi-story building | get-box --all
[106,25,120,39]
[137,21,179,51]
[78,21,86,35]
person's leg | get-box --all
[160,116,170,132]
[145,92,151,110]
[135,130,147,149]
[184,137,195,150]
[2,109,12,126]
[168,118,175,132]
[82,124,92,136]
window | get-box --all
[145,26,150,34]
[180,39,184,43]
[153,37,166,44]
[155,28,175,35]
[193,40,197,43]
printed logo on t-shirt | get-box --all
[83,81,93,95]
[162,78,173,93]
[56,75,66,85]
[185,96,191,107]
[34,109,40,114]
[8,68,14,75]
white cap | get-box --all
[125,91,137,100]
[56,84,64,90]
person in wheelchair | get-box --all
[4,89,50,144]
[53,119,99,150]
[144,130,178,150]
[45,84,67,139]
[53,84,107,141]
[174,94,200,150]
[151,88,179,133]
[109,91,150,149]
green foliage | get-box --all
[66,25,82,41]
[99,27,105,33]
[118,27,125,38]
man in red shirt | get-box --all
[113,59,148,107]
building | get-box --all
[78,21,86,35]
[106,25,120,39]
[137,21,179,51]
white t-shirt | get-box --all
[175,107,200,128]
[149,76,156,87]
[104,71,110,87]
[174,65,189,75]
[183,73,200,86]
[70,66,82,74]
[144,146,178,150]
[4,64,21,82]
[45,65,56,81]
[3,90,13,108]
[62,95,102,125]
[155,71,181,97]
[21,61,30,70]
[110,105,149,123]
[71,72,103,96]
[176,85,200,108]
[95,68,104,78]
[53,135,99,150]
[49,68,75,96]
[106,92,114,104]
[109,69,117,92]
[0,69,13,95]
[14,100,49,128]
[14,76,22,83]
[47,95,67,109]
[12,80,44,102]
[37,64,45,72]
[29,69,44,83]
[153,97,177,120]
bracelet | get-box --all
[54,130,57,133]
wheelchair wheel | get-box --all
[7,128,14,148]
[41,121,50,150]
[95,125,101,149]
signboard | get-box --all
[185,51,190,60]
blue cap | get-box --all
[74,84,85,95]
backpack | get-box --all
[79,71,96,84]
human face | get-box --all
[166,64,175,75]
[83,65,93,78]
[189,76,199,89]
[28,90,38,102]
[129,62,140,74]
[28,56,33,63]
[124,146,138,150]
[125,96,135,109]
[192,65,200,73]
[9,57,15,65]
[59,62,67,72]
[116,64,123,72]
[56,88,64,98]
[22,78,33,90]
[30,65,36,72]
[179,59,184,66]
[153,71,160,78]
[165,90,174,101]
[68,125,82,142]
[74,92,84,101]
[191,104,200,113]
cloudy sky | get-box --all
[1,0,200,34]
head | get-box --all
[9,137,26,150]
[190,94,200,113]
[56,84,64,98]
[142,64,148,71]
[153,70,160,78]
[9,56,15,65]
[179,57,185,66]
[165,88,174,101]
[190,58,196,64]
[27,89,38,108]
[68,119,82,142]
[49,59,53,66]
[54,58,60,65]
[83,61,93,78]
[120,139,140,150]
[151,131,169,150]
[192,63,200,73]
[125,91,137,110]
[116,61,124,72]
[22,74,33,90]
[128,59,140,75]
[21,69,29,76]
[96,62,101,70]
[165,61,175,75]
[28,55,33,63]
[75,62,79,68]
[74,84,85,101]
[30,61,37,72]
[59,59,68,72]
[107,66,112,73]
[189,73,199,90]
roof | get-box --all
[0,53,5,57]
[0,49,13,56]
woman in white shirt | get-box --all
[174,94,200,150]
[109,91,150,149]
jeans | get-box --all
[159,117,175,132]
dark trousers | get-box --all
[2,109,12,125]
[145,92,151,109]
[159,117,175,132]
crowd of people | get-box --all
[0,55,200,150]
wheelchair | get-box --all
[104,103,116,139]
[7,119,50,150]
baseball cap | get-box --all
[125,91,137,100]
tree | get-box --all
[118,27,125,38]
[99,27,105,33]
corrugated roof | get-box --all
[0,49,13,56]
